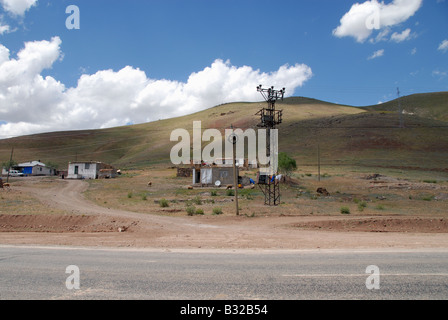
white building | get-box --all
[17,161,55,176]
[67,162,117,179]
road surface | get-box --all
[1,245,447,300]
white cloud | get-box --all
[0,39,313,138]
[438,40,448,53]
[0,23,9,34]
[0,0,37,16]
[390,28,413,42]
[368,49,385,60]
[333,0,422,43]
[432,70,447,78]
[411,47,417,55]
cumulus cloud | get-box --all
[438,39,448,53]
[368,49,385,60]
[0,0,37,16]
[0,38,313,138]
[333,0,422,43]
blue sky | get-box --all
[0,0,447,137]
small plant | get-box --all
[226,189,234,196]
[211,190,218,196]
[340,206,351,214]
[305,173,312,177]
[423,180,437,184]
[375,204,385,210]
[142,194,147,201]
[127,192,133,199]
[195,208,204,215]
[159,198,169,208]
[358,201,367,211]
[422,195,435,201]
[193,196,202,205]
[186,206,196,216]
[212,207,223,215]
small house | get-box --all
[67,162,117,180]
[17,161,55,176]
[192,166,238,186]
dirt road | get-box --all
[1,179,448,250]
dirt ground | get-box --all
[1,175,448,250]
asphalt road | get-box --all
[1,245,448,301]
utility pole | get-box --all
[318,143,321,182]
[6,147,14,183]
[397,87,404,128]
[229,125,239,216]
[256,85,284,206]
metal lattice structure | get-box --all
[256,85,284,206]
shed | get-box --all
[192,166,238,186]
[67,162,116,180]
[17,161,55,176]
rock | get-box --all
[316,187,330,196]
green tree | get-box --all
[278,152,297,177]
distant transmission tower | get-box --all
[256,85,285,206]
[397,87,404,128]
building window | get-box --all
[85,163,90,169]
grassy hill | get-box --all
[365,91,448,122]
[1,92,447,172]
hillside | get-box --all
[365,91,448,122]
[0,92,447,172]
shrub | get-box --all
[340,206,351,214]
[186,206,196,216]
[193,196,202,205]
[211,190,218,196]
[159,198,169,208]
[358,201,367,211]
[212,207,223,215]
[375,204,385,210]
[226,189,234,196]
[195,208,204,215]
[127,192,133,199]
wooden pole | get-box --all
[231,126,239,216]
[318,143,321,182]
[6,147,14,183]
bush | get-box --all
[340,206,351,214]
[193,196,202,205]
[211,190,218,197]
[375,204,385,210]
[186,206,196,216]
[212,207,223,215]
[195,208,204,215]
[159,198,169,208]
[358,201,367,211]
[127,192,133,199]
[226,189,234,197]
